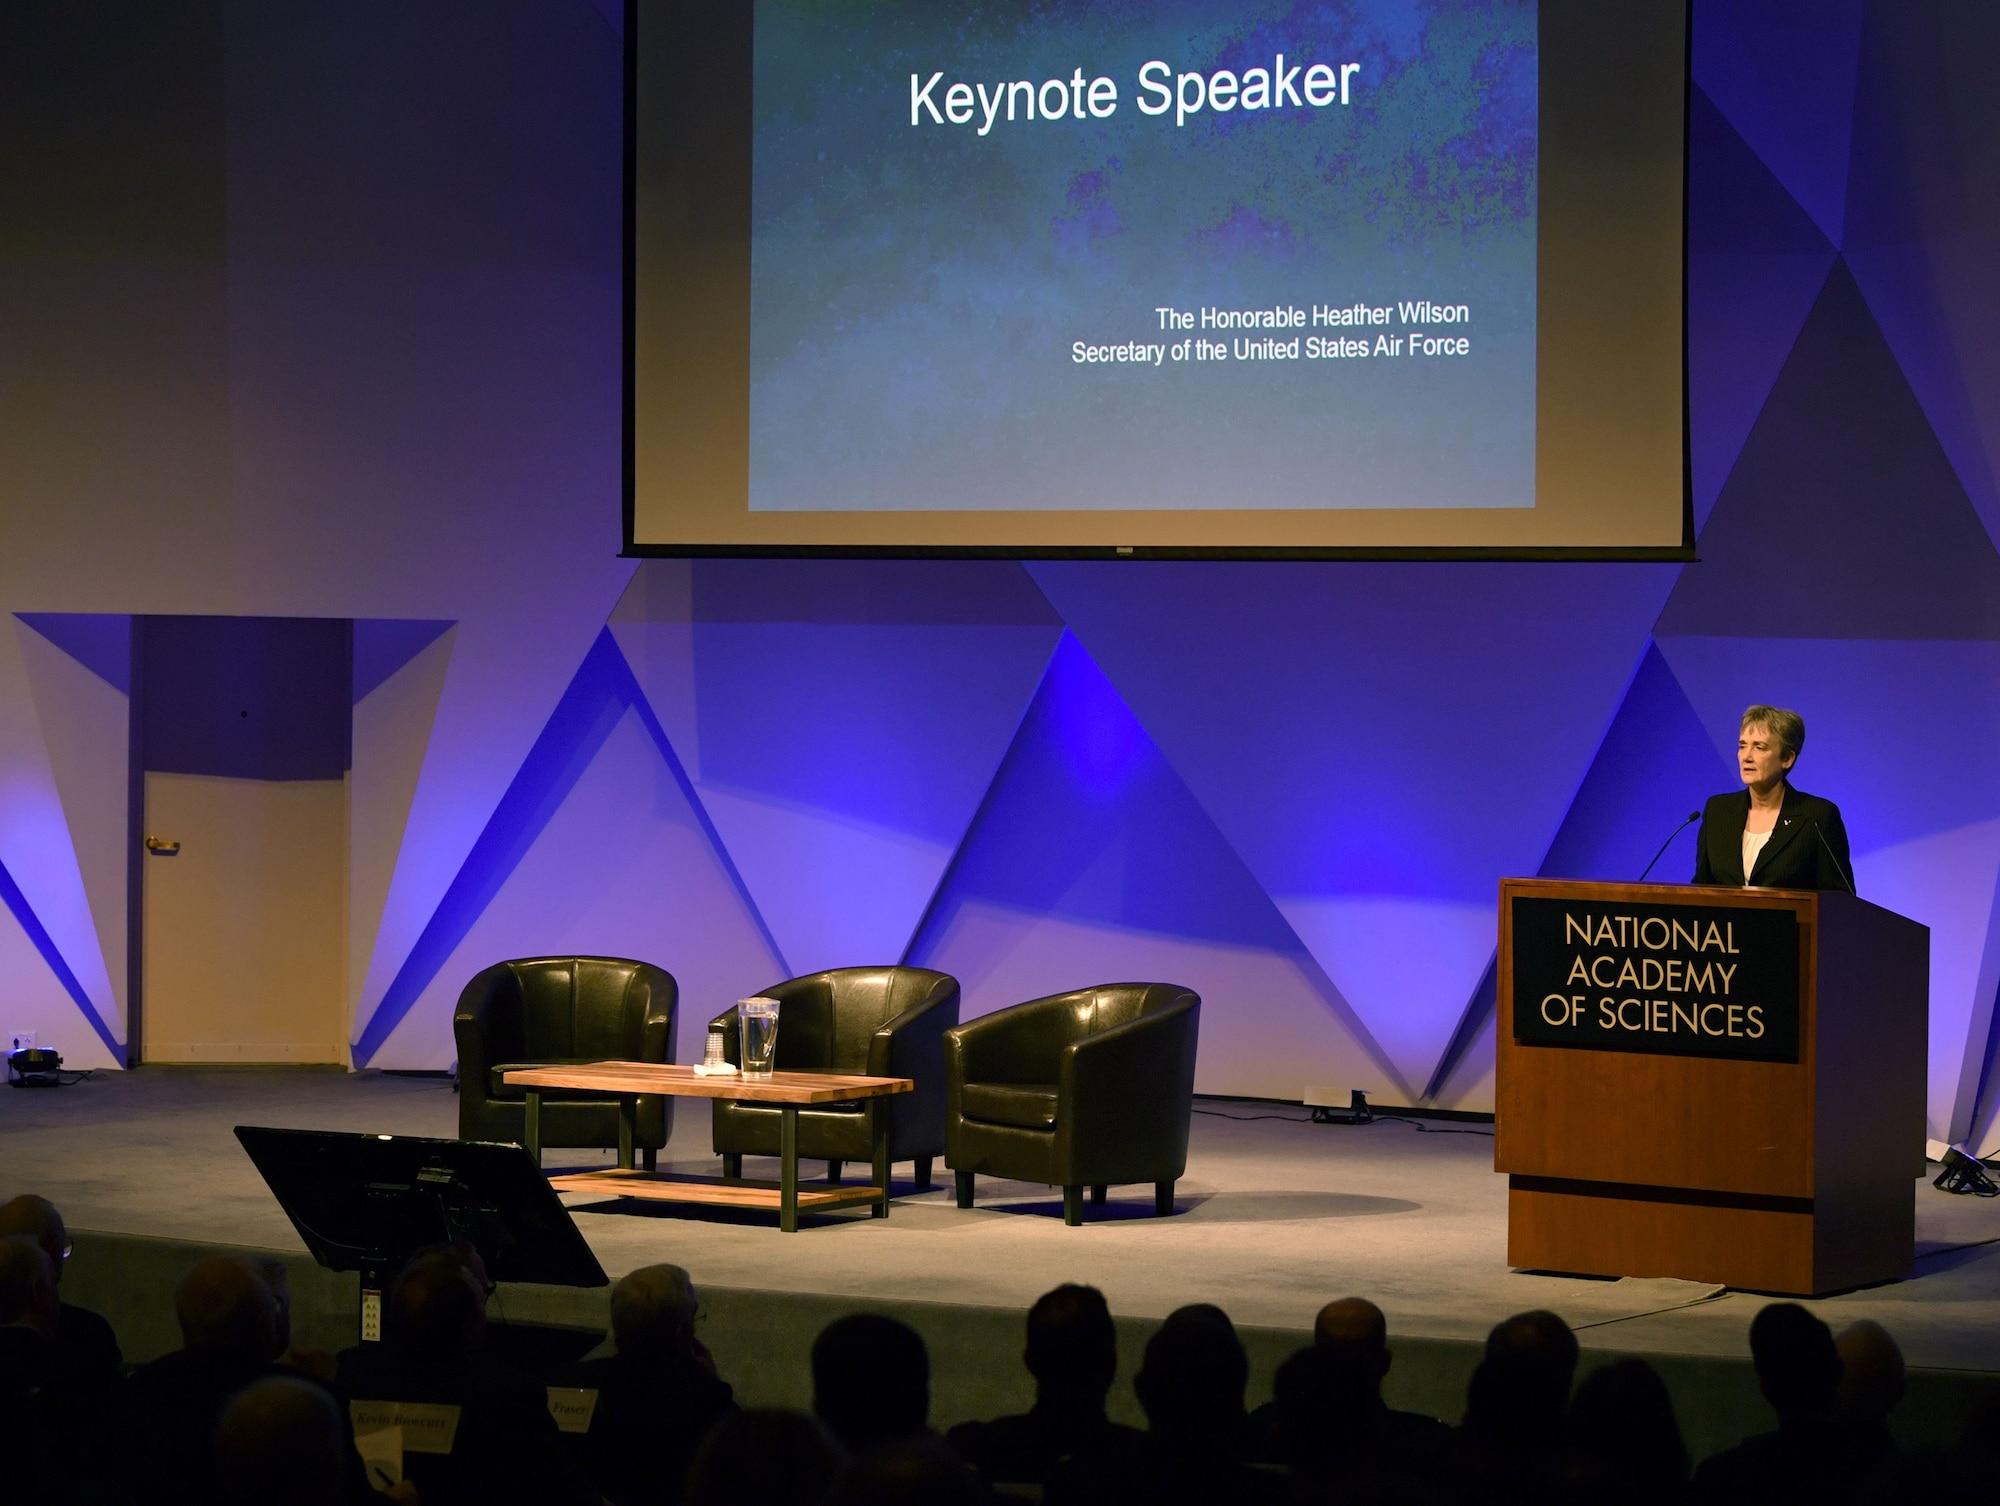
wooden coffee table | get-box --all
[501,1062,912,1232]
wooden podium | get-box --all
[1495,879,1927,1295]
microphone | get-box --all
[1638,811,1702,883]
[1814,821,1857,895]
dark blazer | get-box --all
[1693,785,1853,891]
[554,1351,736,1506]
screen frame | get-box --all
[621,0,1696,563]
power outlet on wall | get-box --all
[8,1031,35,1054]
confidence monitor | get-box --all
[234,1126,607,1290]
[628,0,1691,558]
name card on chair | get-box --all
[546,1387,600,1434]
[349,1400,462,1455]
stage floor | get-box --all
[8,1066,2000,1370]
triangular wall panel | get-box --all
[1691,0,1865,248]
[609,562,698,769]
[348,626,454,1040]
[357,628,705,1061]
[614,559,1064,979]
[353,619,453,704]
[368,699,784,1069]
[1843,2,2000,551]
[1843,238,2000,560]
[17,619,131,1027]
[0,618,123,1056]
[16,614,133,694]
[1029,560,1679,1093]
[1659,261,2000,641]
[1862,817,2000,1145]
[1429,1007,1497,1114]
[908,634,1409,1102]
[1537,643,1738,885]
[351,583,634,1056]
[1685,85,1838,532]
[1426,642,1739,1098]
[1968,947,2000,1158]
[0,865,118,1068]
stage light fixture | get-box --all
[6,1046,64,1087]
[1306,1088,1374,1126]
[1933,1146,2000,1197]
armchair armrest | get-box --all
[1059,994,1200,1165]
[868,980,960,1147]
[452,966,510,1103]
[630,969,677,1064]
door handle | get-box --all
[145,836,181,857]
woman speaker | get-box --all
[1693,705,1854,892]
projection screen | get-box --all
[627,0,1691,558]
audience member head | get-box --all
[1023,1283,1117,1407]
[0,1235,59,1336]
[1272,1342,1379,1472]
[1464,1310,1580,1450]
[1836,1319,1906,1428]
[813,1314,930,1454]
[385,1247,488,1363]
[0,1195,69,1288]
[1314,1296,1392,1384]
[1749,1302,1842,1425]
[176,1254,283,1361]
[610,1262,700,1361]
[1565,1358,1688,1490]
[1133,1303,1250,1442]
[685,1409,842,1506]
[827,1436,984,1506]
[1486,1309,1580,1395]
[213,1375,345,1506]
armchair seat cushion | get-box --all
[959,1082,1059,1130]
[487,1060,628,1101]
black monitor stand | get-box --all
[235,1125,607,1341]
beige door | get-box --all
[141,772,348,1063]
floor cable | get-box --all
[1570,1287,1733,1331]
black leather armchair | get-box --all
[454,957,677,1165]
[710,967,959,1189]
[944,982,1200,1225]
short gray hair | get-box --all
[1741,705,1805,761]
[610,1264,698,1354]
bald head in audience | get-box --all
[176,1255,283,1361]
[0,1235,59,1336]
[1486,1309,1579,1394]
[1315,1297,1392,1383]
[213,1375,346,1506]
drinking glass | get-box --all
[738,996,780,1077]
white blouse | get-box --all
[1742,826,1773,885]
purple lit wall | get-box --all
[5,3,2000,1151]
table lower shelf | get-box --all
[549,1168,888,1213]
